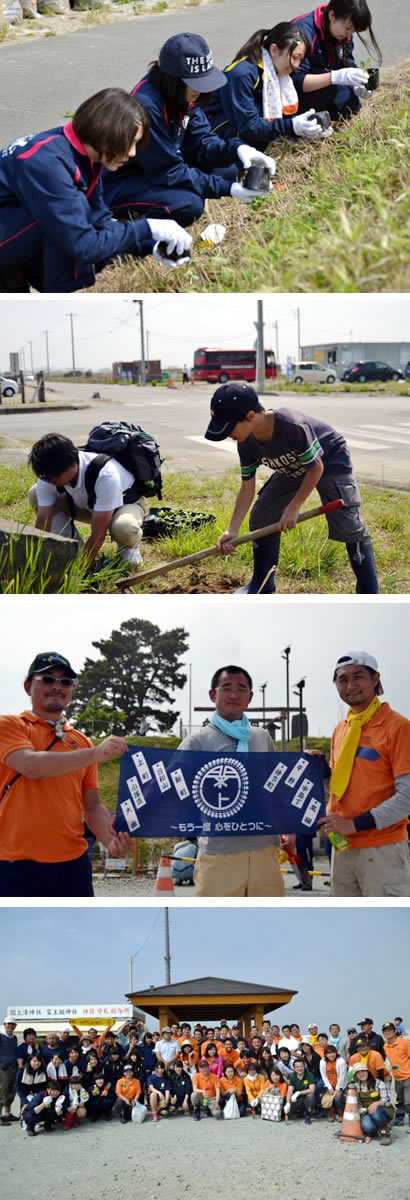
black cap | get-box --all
[205,382,260,441]
[159,33,226,93]
[355,1036,368,1046]
[358,1018,373,1026]
[347,1028,357,1035]
[381,1022,396,1032]
[27,652,77,679]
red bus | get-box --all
[193,347,276,384]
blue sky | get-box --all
[1,906,409,1035]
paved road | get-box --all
[0,0,408,145]
[0,383,409,487]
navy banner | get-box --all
[114,747,326,839]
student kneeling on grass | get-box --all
[284,1059,315,1124]
[289,0,382,121]
[208,22,332,147]
[103,32,276,228]
[205,382,379,594]
[28,433,146,570]
[0,89,192,294]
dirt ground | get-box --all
[3,1104,409,1200]
[93,857,331,898]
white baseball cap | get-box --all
[333,651,383,693]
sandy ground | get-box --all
[3,1104,409,1200]
[93,858,331,898]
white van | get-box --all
[293,362,336,384]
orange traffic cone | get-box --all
[154,854,174,895]
[338,1085,364,1142]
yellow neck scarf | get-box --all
[330,696,381,801]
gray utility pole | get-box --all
[296,307,301,360]
[43,331,50,378]
[260,682,267,727]
[273,320,279,368]
[29,341,34,376]
[164,908,171,985]
[281,646,291,743]
[132,299,146,386]
[66,313,76,379]
[293,678,306,752]
[255,299,265,393]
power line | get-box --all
[129,909,162,964]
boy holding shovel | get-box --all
[204,383,379,594]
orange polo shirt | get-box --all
[349,1050,389,1080]
[0,711,98,862]
[219,1075,243,1096]
[192,1072,218,1097]
[115,1077,141,1102]
[383,1038,410,1081]
[220,1048,238,1067]
[264,1079,287,1099]
[328,704,410,848]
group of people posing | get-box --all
[1,1014,409,1146]
[0,1,381,291]
[0,644,409,899]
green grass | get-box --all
[0,462,408,593]
[91,62,410,294]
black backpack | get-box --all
[82,421,163,508]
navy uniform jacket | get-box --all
[291,4,356,96]
[208,58,296,146]
[0,123,153,291]
[103,77,243,205]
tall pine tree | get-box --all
[69,618,188,735]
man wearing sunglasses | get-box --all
[0,651,130,897]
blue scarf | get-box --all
[211,711,252,752]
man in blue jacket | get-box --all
[0,87,191,292]
[0,1019,18,1126]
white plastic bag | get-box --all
[223,1093,240,1120]
[131,1100,147,1124]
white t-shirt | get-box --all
[155,1038,180,1064]
[36,450,135,514]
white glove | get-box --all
[292,109,322,138]
[152,245,191,269]
[43,1095,53,1107]
[55,1096,65,1113]
[353,83,373,99]
[237,144,276,176]
[231,181,271,203]
[291,1093,298,1103]
[330,67,368,88]
[147,219,192,258]
[284,1102,291,1114]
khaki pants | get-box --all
[28,484,145,550]
[0,1065,16,1108]
[191,1092,221,1116]
[331,840,410,897]
[193,844,285,897]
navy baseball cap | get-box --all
[27,652,77,679]
[159,33,226,93]
[205,382,261,441]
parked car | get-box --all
[341,361,364,380]
[293,361,337,384]
[343,360,404,383]
[404,361,410,379]
[0,375,18,397]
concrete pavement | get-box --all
[0,383,409,488]
[0,0,408,145]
